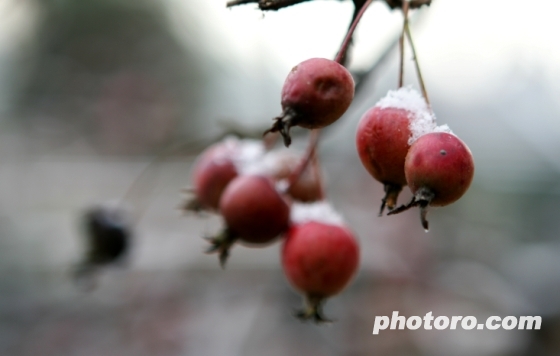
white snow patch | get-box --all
[275,178,290,193]
[214,136,266,174]
[375,86,454,144]
[290,201,345,226]
[432,124,454,136]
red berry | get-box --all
[189,143,238,211]
[356,106,411,213]
[356,87,435,214]
[389,132,474,230]
[282,215,359,323]
[207,175,291,267]
[264,58,355,146]
[185,138,264,212]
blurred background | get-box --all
[1,0,560,355]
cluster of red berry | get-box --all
[356,87,474,230]
[183,0,473,323]
[187,136,359,322]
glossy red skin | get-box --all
[356,107,411,186]
[405,132,474,206]
[220,175,290,244]
[282,58,354,129]
[282,222,359,297]
[192,144,238,210]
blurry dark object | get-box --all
[83,205,131,264]
[74,204,132,288]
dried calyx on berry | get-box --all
[264,58,354,147]
[356,87,438,214]
[282,201,359,323]
[206,174,290,267]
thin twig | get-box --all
[226,0,258,7]
[335,0,374,64]
[287,129,320,193]
[398,1,409,88]
[404,19,430,106]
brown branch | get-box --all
[226,0,258,7]
[259,0,313,10]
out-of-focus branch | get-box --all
[226,0,313,10]
[384,0,431,10]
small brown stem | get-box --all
[404,18,430,107]
[295,294,333,324]
[287,129,321,196]
[398,1,409,88]
[335,0,374,65]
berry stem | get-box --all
[335,0,374,65]
[404,15,431,107]
[398,1,409,88]
[295,294,333,324]
[287,129,324,199]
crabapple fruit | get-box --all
[264,58,355,146]
[188,143,238,211]
[388,132,474,230]
[356,106,411,214]
[184,138,264,212]
[207,174,291,267]
[282,218,359,323]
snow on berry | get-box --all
[290,201,344,226]
[184,137,265,212]
[356,86,453,214]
